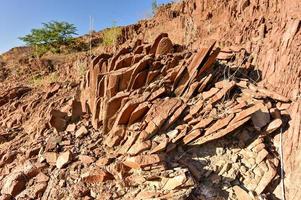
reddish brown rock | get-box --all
[149,33,169,54]
[56,151,72,169]
[193,117,214,129]
[183,129,202,144]
[1,172,27,197]
[205,114,234,135]
[22,160,39,178]
[105,125,126,147]
[163,174,187,190]
[150,137,169,154]
[79,155,96,165]
[123,154,164,169]
[194,116,251,145]
[75,126,88,138]
[127,140,151,155]
[44,152,58,166]
[155,37,173,56]
[30,182,48,199]
[35,173,49,183]
[231,103,263,124]
[82,168,114,184]
[209,81,236,104]
[49,110,68,132]
[202,87,220,100]
[128,102,150,125]
[265,118,282,134]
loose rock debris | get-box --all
[0,34,289,199]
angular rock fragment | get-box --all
[75,125,88,138]
[56,151,72,169]
[127,140,151,155]
[264,118,282,134]
[49,110,68,132]
[1,172,27,197]
[44,152,58,166]
[233,185,252,200]
[79,155,96,165]
[205,114,234,135]
[123,154,164,169]
[193,116,251,145]
[183,129,202,144]
[82,168,114,184]
[163,173,187,190]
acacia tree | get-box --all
[19,21,77,56]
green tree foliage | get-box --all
[19,21,77,56]
[152,0,158,15]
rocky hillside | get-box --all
[0,0,300,200]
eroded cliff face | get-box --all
[123,0,300,98]
[118,1,301,198]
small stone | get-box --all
[35,173,49,183]
[56,151,72,169]
[66,124,76,132]
[79,155,95,165]
[44,152,58,165]
[163,174,186,190]
[45,136,62,151]
[75,126,88,138]
[95,157,112,167]
[1,172,27,197]
[166,129,179,140]
[49,110,68,132]
[265,119,282,134]
[150,137,168,154]
[82,168,114,184]
[22,160,39,178]
[33,182,48,198]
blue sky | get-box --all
[0,0,173,53]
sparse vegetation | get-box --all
[75,59,87,77]
[102,27,122,46]
[30,72,59,87]
[19,21,77,57]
